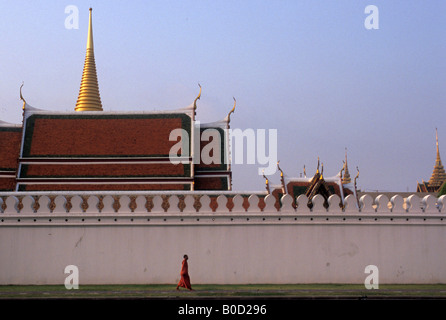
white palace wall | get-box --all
[0,191,445,285]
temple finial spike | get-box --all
[86,8,94,50]
[227,97,236,123]
[436,128,439,155]
[194,84,201,110]
[342,147,352,184]
[20,82,26,110]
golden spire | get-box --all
[75,8,103,111]
[342,148,352,184]
[428,128,446,189]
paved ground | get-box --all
[1,284,446,300]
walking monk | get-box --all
[176,254,193,291]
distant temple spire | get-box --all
[417,128,446,192]
[75,8,103,111]
[427,128,446,189]
[342,148,351,184]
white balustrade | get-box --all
[0,192,444,216]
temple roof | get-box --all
[21,111,191,158]
[0,124,22,170]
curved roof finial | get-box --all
[321,162,324,178]
[20,82,26,110]
[340,161,345,179]
[354,166,360,207]
[193,83,201,116]
[20,82,25,101]
[262,169,270,194]
[227,97,236,123]
[277,160,287,194]
[277,160,283,177]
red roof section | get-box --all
[0,128,22,169]
[21,162,189,178]
[23,114,190,157]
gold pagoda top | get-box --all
[75,8,103,111]
[427,128,446,189]
[342,148,351,184]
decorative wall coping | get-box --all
[0,193,445,227]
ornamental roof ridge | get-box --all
[23,107,194,116]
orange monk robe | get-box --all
[177,258,192,290]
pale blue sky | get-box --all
[0,0,445,192]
